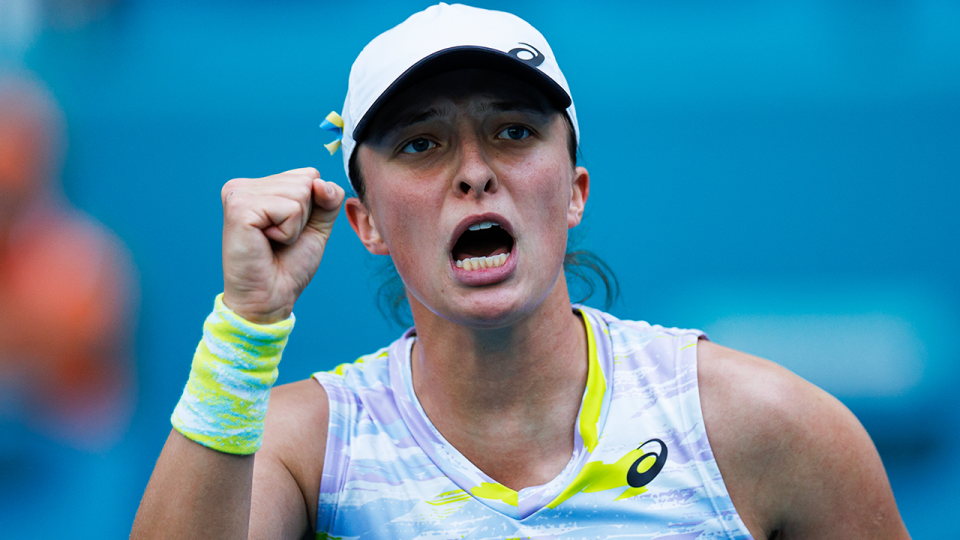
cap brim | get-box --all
[353,46,572,142]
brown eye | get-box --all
[497,125,530,140]
[401,138,437,154]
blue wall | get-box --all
[2,0,958,536]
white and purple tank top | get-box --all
[312,306,752,539]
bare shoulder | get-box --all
[249,378,329,538]
[697,339,910,540]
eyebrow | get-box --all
[485,100,550,115]
[373,97,552,144]
[387,106,446,135]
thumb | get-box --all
[303,178,345,240]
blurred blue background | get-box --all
[1,0,957,537]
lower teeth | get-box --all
[456,253,509,271]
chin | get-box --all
[403,245,566,330]
[433,283,553,330]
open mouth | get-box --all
[452,221,514,271]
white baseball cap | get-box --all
[337,2,580,192]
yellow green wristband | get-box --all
[171,294,295,454]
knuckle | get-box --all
[286,198,305,219]
[221,178,247,200]
[280,167,319,180]
[223,192,248,215]
[300,167,320,178]
[221,180,236,200]
[293,182,312,201]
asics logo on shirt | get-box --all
[545,436,670,509]
[627,438,668,488]
[508,43,545,67]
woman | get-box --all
[133,4,909,539]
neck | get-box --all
[408,275,589,489]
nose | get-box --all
[453,133,498,198]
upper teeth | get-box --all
[468,221,498,231]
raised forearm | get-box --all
[132,429,254,539]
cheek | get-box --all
[516,158,573,234]
[368,173,445,256]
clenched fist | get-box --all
[220,167,345,324]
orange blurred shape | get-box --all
[0,73,137,450]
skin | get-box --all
[132,70,910,539]
[346,71,591,489]
[700,341,909,538]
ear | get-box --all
[567,166,590,229]
[345,197,390,255]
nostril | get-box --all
[483,180,492,193]
[460,181,471,194]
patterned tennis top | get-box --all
[312,306,753,539]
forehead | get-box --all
[362,69,555,142]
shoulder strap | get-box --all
[311,371,358,534]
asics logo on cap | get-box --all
[508,43,545,67]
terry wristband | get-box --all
[171,294,295,454]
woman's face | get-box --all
[345,69,589,329]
